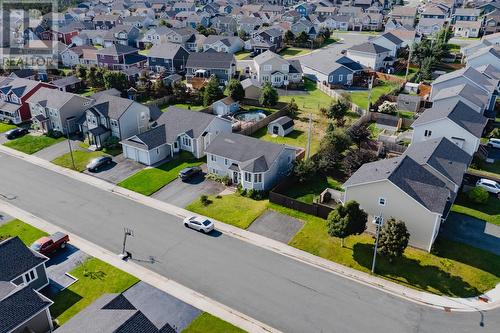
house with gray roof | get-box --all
[268,116,294,137]
[346,42,393,71]
[147,42,189,73]
[431,82,491,115]
[370,32,405,57]
[0,236,53,333]
[411,101,488,156]
[121,107,232,165]
[205,133,296,190]
[185,50,236,84]
[251,50,303,87]
[466,45,500,72]
[202,36,244,54]
[343,155,452,251]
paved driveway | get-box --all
[440,213,500,255]
[84,154,145,184]
[33,137,84,161]
[248,210,304,243]
[152,172,225,208]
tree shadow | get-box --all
[352,243,481,297]
[287,130,305,139]
[83,270,107,280]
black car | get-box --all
[179,166,202,181]
[86,156,112,172]
[5,127,28,140]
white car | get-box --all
[487,138,500,149]
[476,178,500,195]
[183,216,214,233]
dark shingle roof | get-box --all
[0,237,47,282]
[92,94,135,120]
[121,124,167,150]
[156,107,218,144]
[270,116,294,130]
[186,51,235,69]
[349,42,390,54]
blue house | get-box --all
[326,56,366,87]
[148,42,190,73]
[295,3,315,18]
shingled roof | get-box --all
[0,237,47,282]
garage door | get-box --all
[137,149,149,165]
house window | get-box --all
[24,269,37,284]
[224,158,228,165]
[244,172,252,182]
[378,197,386,206]
[339,74,343,81]
[264,65,272,71]
[424,130,432,137]
[254,173,262,183]
[211,154,216,162]
[282,64,288,71]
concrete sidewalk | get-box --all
[1,144,499,314]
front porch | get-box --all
[86,126,111,150]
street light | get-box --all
[371,214,384,274]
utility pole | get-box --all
[405,44,413,82]
[371,213,383,274]
[121,227,134,257]
[306,112,312,159]
[66,118,76,170]
[367,75,374,113]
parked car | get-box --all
[31,232,70,256]
[5,127,28,140]
[183,216,214,233]
[86,156,112,172]
[476,178,500,195]
[487,138,500,149]
[179,166,202,181]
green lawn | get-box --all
[367,122,382,139]
[282,176,343,204]
[251,126,319,153]
[451,193,500,226]
[186,194,269,229]
[279,79,333,115]
[138,49,149,56]
[0,123,15,133]
[173,103,206,111]
[118,152,203,196]
[235,51,251,60]
[350,80,400,110]
[182,313,245,333]
[279,47,312,59]
[0,219,48,245]
[52,150,107,172]
[470,160,500,179]
[272,203,500,297]
[3,134,65,154]
[50,257,138,325]
[77,87,99,97]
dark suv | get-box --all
[5,128,28,140]
[179,166,202,181]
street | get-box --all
[0,152,499,333]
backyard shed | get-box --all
[268,116,294,136]
[212,96,239,115]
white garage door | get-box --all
[137,149,149,165]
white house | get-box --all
[370,32,404,57]
[466,45,500,71]
[346,42,392,71]
[212,96,239,116]
[205,133,296,190]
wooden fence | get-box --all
[235,107,290,136]
[143,96,172,107]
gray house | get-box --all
[147,42,190,73]
[185,50,236,84]
[268,116,294,136]
[121,107,232,165]
[205,133,296,190]
[0,236,53,333]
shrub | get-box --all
[377,101,398,115]
[468,186,489,204]
[489,128,500,139]
[206,173,231,186]
[200,195,212,206]
[377,218,410,262]
[47,130,64,138]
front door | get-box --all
[233,171,239,184]
[273,125,279,135]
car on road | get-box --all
[179,166,202,181]
[476,178,500,195]
[487,138,500,149]
[86,156,112,172]
[183,216,214,233]
[5,127,28,140]
[31,232,69,256]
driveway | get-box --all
[248,210,304,243]
[440,213,500,255]
[84,154,145,184]
[152,171,225,208]
[33,137,84,161]
[123,281,201,331]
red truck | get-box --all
[31,232,70,256]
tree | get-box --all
[489,127,500,138]
[259,82,278,109]
[327,100,349,126]
[75,65,87,80]
[342,149,377,176]
[317,129,352,172]
[295,31,309,45]
[284,30,295,45]
[203,76,223,106]
[468,186,489,204]
[238,30,248,40]
[196,25,216,37]
[348,124,371,149]
[292,159,316,183]
[378,101,398,115]
[327,200,367,247]
[377,218,410,262]
[172,81,190,102]
[420,57,433,80]
[225,79,245,101]
[103,71,128,91]
[286,98,299,118]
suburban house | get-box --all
[185,50,237,84]
[370,32,405,57]
[211,16,238,34]
[0,77,55,124]
[417,17,446,36]
[121,107,232,165]
[139,26,174,47]
[301,55,366,87]
[251,50,303,87]
[212,96,240,116]
[205,133,296,191]
[202,36,244,54]
[79,93,150,149]
[93,14,123,30]
[343,155,451,251]
[61,45,97,67]
[96,44,147,70]
[0,236,53,333]
[453,21,481,38]
[466,46,500,72]
[411,101,488,156]
[346,42,392,71]
[291,17,318,38]
[431,83,491,114]
[147,42,190,73]
[388,6,417,27]
[50,76,83,92]
[102,25,140,47]
[268,116,294,137]
[484,9,500,35]
[27,87,93,135]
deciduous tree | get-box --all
[377,218,410,262]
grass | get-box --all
[235,51,251,60]
[279,47,313,59]
[282,176,343,204]
[350,80,400,110]
[173,103,205,111]
[102,145,122,156]
[52,150,107,172]
[469,160,500,179]
[3,134,65,154]
[393,67,418,79]
[118,151,203,196]
[138,49,149,56]
[367,122,382,139]
[186,194,268,229]
[0,123,16,133]
[251,126,319,153]
[182,312,245,333]
[0,219,48,245]
[50,257,139,325]
[77,87,99,97]
[451,193,500,226]
[271,203,500,297]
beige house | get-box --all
[251,50,302,87]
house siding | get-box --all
[11,308,52,333]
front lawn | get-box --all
[451,193,500,226]
[275,203,500,297]
[118,152,203,196]
[251,126,319,153]
[3,134,65,154]
[282,176,343,204]
[279,47,312,59]
[186,194,268,229]
[182,313,245,333]
[235,51,251,60]
[173,103,205,111]
[350,80,400,110]
[0,219,48,245]
[52,150,107,172]
[0,123,16,133]
[50,257,139,325]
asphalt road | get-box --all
[1,153,499,333]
